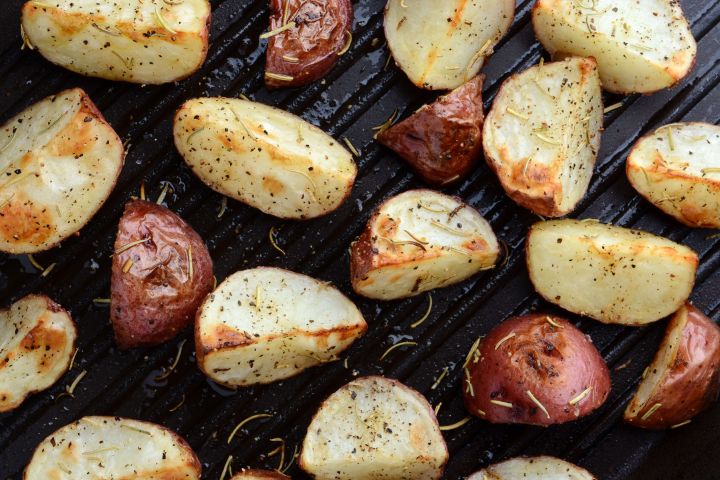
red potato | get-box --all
[464,314,610,426]
[230,471,289,479]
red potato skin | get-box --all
[464,314,610,426]
[111,200,213,349]
[265,0,353,89]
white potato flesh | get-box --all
[196,267,367,387]
[0,294,75,413]
[627,122,720,228]
[21,0,211,84]
[384,0,514,90]
[532,0,696,94]
[24,416,201,479]
[174,97,357,219]
[351,189,499,300]
[527,220,697,325]
[300,376,448,480]
[468,456,596,480]
[0,88,124,253]
[483,57,602,217]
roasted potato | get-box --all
[384,0,514,90]
[111,199,214,349]
[264,0,352,88]
[377,75,485,186]
[173,97,357,219]
[468,456,597,480]
[230,470,289,480]
[24,416,201,479]
[527,220,698,325]
[483,57,602,217]
[0,88,124,254]
[0,294,76,413]
[627,122,720,228]
[195,267,366,387]
[351,189,499,300]
[21,0,211,84]
[532,0,696,94]
[300,376,448,480]
[624,303,720,429]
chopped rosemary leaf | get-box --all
[431,366,449,390]
[269,226,286,255]
[154,5,177,34]
[260,21,296,40]
[343,137,360,157]
[265,72,294,82]
[410,293,432,328]
[379,340,417,361]
[227,413,272,444]
[439,416,471,431]
[494,332,515,350]
[337,29,352,55]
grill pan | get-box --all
[1,0,720,478]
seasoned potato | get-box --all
[351,190,499,300]
[384,0,514,90]
[624,303,720,429]
[21,0,211,84]
[0,294,76,413]
[264,0,352,88]
[377,75,485,186]
[468,456,597,480]
[196,267,366,387]
[300,376,448,480]
[173,97,357,219]
[24,416,201,479]
[483,57,602,217]
[627,122,720,228]
[0,88,124,254]
[532,0,696,94]
[111,200,214,349]
[527,220,698,325]
[230,470,289,480]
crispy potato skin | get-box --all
[265,0,352,88]
[111,200,213,349]
[468,456,597,480]
[377,75,484,186]
[464,314,610,426]
[230,470,290,479]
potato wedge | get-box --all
[173,97,357,219]
[351,189,499,300]
[384,0,514,90]
[300,376,448,480]
[21,0,211,84]
[468,456,597,480]
[24,416,201,479]
[196,267,366,387]
[0,294,76,413]
[483,57,602,217]
[527,220,698,325]
[532,0,696,94]
[230,470,289,480]
[627,122,720,228]
[0,88,124,254]
[624,303,720,429]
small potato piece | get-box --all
[0,294,76,412]
[532,0,696,94]
[351,189,499,300]
[483,57,602,217]
[0,88,124,254]
[21,0,211,84]
[468,456,597,480]
[196,267,366,387]
[300,376,448,480]
[173,97,357,219]
[627,122,720,228]
[24,416,201,479]
[230,470,289,480]
[377,75,485,186]
[624,303,720,429]
[527,220,698,325]
[111,200,214,349]
[384,0,514,90]
[264,0,352,88]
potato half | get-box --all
[384,0,514,90]
[624,303,720,429]
[532,0,696,94]
[627,122,720,228]
[230,471,289,480]
[300,376,448,480]
[468,456,597,480]
[0,88,124,254]
[24,416,201,479]
[21,0,211,84]
[0,294,76,413]
[196,267,367,387]
[483,57,602,217]
[174,97,357,219]
[526,220,698,325]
